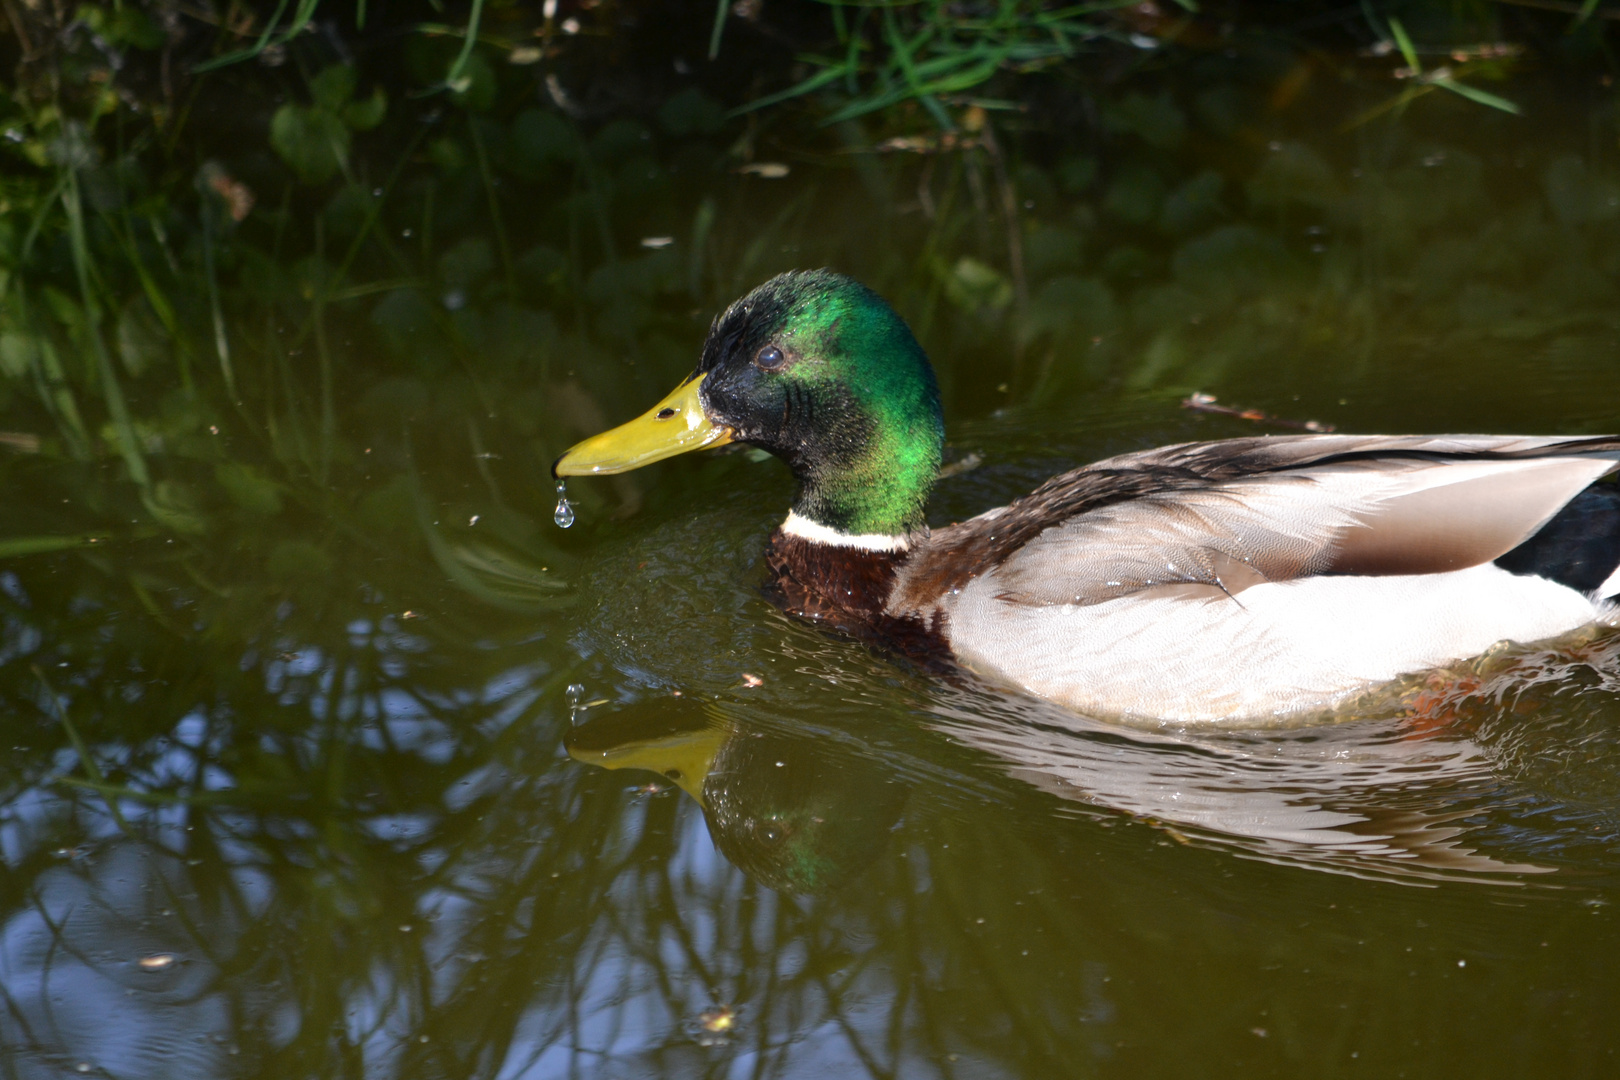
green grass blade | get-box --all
[63,173,150,489]
[192,0,293,73]
[730,64,849,115]
[1388,17,1421,74]
[1432,76,1521,114]
[1339,83,1434,130]
[443,0,487,92]
[884,6,953,129]
[907,45,994,81]
[0,535,108,558]
[709,0,728,59]
[199,199,238,402]
[1032,0,1142,24]
[822,87,914,125]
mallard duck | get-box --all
[555,270,1620,724]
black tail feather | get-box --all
[1496,480,1620,595]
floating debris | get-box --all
[554,480,575,529]
[871,132,979,154]
[137,953,176,972]
[1181,392,1335,433]
[937,451,983,480]
[735,162,789,178]
[640,236,675,249]
[689,1004,738,1047]
[200,161,255,222]
[740,673,763,687]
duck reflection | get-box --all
[566,700,908,893]
[569,675,1561,891]
[929,692,1554,882]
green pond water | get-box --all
[5,30,1620,1080]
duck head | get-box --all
[554,270,945,540]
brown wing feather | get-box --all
[891,434,1620,613]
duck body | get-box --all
[557,270,1620,726]
[768,435,1620,723]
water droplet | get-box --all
[553,481,575,528]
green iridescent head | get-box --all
[694,270,944,536]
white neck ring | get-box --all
[780,511,911,552]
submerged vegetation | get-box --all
[1,0,1619,1074]
[3,0,1619,563]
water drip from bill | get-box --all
[554,481,575,529]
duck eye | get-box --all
[754,345,786,371]
[757,822,785,844]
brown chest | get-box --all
[761,530,951,669]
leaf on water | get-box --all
[657,88,725,136]
[117,294,171,378]
[310,65,361,113]
[937,256,1012,312]
[78,5,165,49]
[449,53,497,112]
[508,110,580,174]
[41,286,85,332]
[215,462,285,516]
[0,331,41,379]
[439,237,496,290]
[270,104,351,185]
[343,86,388,131]
[1104,90,1187,151]
[268,65,392,184]
[143,481,210,536]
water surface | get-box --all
[3,25,1620,1080]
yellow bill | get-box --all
[553,373,732,477]
[565,718,728,806]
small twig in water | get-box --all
[1181,392,1336,432]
